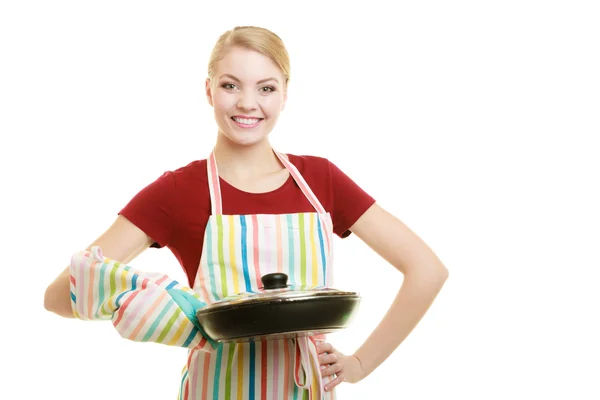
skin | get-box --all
[317,205,449,390]
[44,45,449,392]
[204,46,291,191]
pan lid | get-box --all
[204,272,358,309]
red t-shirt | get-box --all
[119,154,376,286]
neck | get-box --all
[212,133,283,176]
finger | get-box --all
[320,362,342,378]
[319,353,338,366]
[324,373,345,392]
[317,342,334,354]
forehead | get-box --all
[215,47,283,82]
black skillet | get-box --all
[195,273,361,343]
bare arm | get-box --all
[349,203,449,378]
[43,215,155,318]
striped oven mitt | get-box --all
[69,246,218,351]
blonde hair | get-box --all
[208,26,290,86]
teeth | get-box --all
[233,117,260,125]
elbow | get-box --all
[404,262,449,289]
[431,262,449,287]
[43,284,58,313]
[44,283,74,318]
[438,264,449,283]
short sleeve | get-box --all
[118,171,176,248]
[328,160,376,238]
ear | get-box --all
[205,78,214,107]
[281,86,288,111]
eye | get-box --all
[260,86,276,93]
[221,83,237,90]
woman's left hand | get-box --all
[316,342,364,392]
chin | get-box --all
[222,131,270,147]
[220,122,272,146]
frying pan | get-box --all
[195,272,361,343]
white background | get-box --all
[1,1,599,399]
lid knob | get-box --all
[261,273,288,290]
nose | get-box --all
[236,90,258,111]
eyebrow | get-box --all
[219,74,279,85]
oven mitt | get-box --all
[69,246,218,351]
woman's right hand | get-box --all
[44,215,154,318]
[66,244,216,351]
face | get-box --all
[206,46,288,147]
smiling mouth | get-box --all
[231,116,264,125]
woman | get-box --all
[44,26,449,399]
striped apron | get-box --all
[68,150,337,399]
[179,150,337,400]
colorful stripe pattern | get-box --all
[69,246,213,351]
[69,150,338,399]
[182,150,337,399]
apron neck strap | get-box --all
[207,149,327,215]
[272,151,326,214]
[207,151,223,215]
